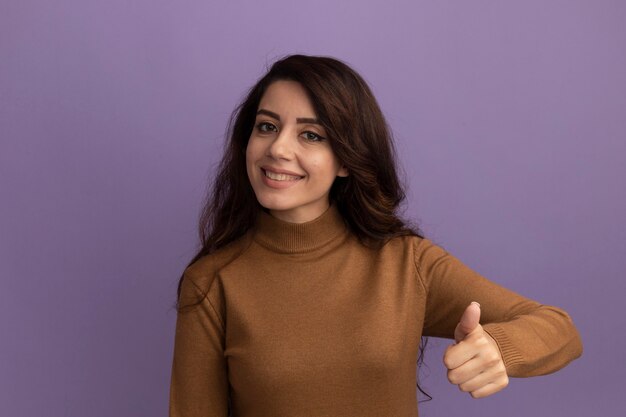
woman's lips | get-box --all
[260,168,303,189]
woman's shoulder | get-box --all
[183,232,254,293]
[384,233,450,265]
[384,233,432,250]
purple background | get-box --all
[1,0,624,416]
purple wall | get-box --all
[2,1,624,416]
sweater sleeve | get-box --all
[169,272,229,417]
[415,238,583,377]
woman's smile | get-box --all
[261,167,304,188]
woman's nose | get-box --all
[266,129,294,160]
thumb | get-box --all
[454,302,481,343]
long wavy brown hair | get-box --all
[177,54,430,400]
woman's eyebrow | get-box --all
[296,117,321,125]
[256,109,321,125]
[256,109,280,120]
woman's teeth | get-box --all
[264,170,301,181]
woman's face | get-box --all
[246,80,348,223]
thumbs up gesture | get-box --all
[443,302,509,398]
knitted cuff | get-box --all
[482,323,524,371]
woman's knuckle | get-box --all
[443,356,454,369]
[485,352,500,366]
[447,371,459,384]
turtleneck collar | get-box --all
[253,204,348,254]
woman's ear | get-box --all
[337,165,349,177]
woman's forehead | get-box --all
[258,80,317,119]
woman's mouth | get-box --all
[262,168,304,181]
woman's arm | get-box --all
[415,238,583,377]
[169,272,229,417]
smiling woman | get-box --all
[168,55,582,417]
[246,80,348,223]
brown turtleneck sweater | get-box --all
[169,205,582,417]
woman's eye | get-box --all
[302,131,324,141]
[256,122,277,132]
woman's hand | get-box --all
[443,302,509,398]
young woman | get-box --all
[169,54,582,417]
